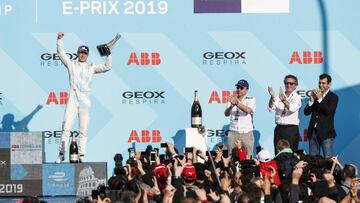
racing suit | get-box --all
[57,39,112,156]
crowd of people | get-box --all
[17,138,359,203]
[67,140,358,203]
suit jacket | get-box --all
[304,91,338,140]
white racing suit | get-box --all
[57,39,112,156]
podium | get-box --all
[0,132,107,197]
[184,128,208,157]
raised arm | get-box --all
[56,32,71,67]
[93,55,112,73]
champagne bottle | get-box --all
[69,135,79,163]
[191,90,202,128]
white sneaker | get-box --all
[55,153,65,163]
[79,155,85,163]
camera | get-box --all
[206,151,216,156]
[128,148,135,159]
[113,153,125,176]
[92,185,110,200]
[149,151,157,163]
[223,150,229,158]
[126,148,136,167]
[236,160,260,177]
[185,147,193,153]
[160,143,168,148]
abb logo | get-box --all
[127,52,161,66]
[46,92,68,105]
[289,51,323,64]
[208,90,238,104]
[128,130,162,143]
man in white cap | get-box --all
[55,32,113,163]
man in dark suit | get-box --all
[304,74,338,158]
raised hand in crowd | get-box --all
[136,159,146,176]
[174,158,184,177]
[124,164,132,181]
[215,149,223,163]
[57,32,64,39]
[93,195,111,203]
[222,155,231,168]
[262,174,272,196]
[166,142,176,155]
[193,188,207,202]
[162,186,176,203]
[331,156,344,170]
[152,176,161,196]
[323,172,336,188]
[292,166,303,185]
[208,189,220,202]
[221,172,232,193]
[196,149,206,161]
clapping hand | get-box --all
[268,86,275,97]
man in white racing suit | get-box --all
[55,32,112,163]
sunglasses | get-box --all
[236,86,245,90]
[284,82,296,86]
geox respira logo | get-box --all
[40,53,78,67]
[207,129,230,143]
[43,131,79,145]
[202,52,246,66]
[121,91,165,104]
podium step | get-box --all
[0,162,107,197]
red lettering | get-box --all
[289,51,302,64]
[46,92,58,105]
[127,52,140,65]
[128,130,140,143]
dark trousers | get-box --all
[274,125,300,154]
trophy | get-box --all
[97,33,121,57]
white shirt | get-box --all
[227,96,256,133]
[269,91,302,125]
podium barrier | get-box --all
[0,132,107,197]
[184,128,208,162]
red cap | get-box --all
[182,163,197,181]
[153,164,168,190]
[153,164,168,180]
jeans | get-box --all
[309,131,333,158]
